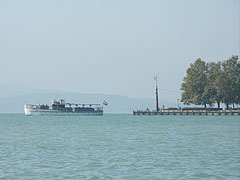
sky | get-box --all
[0,0,239,103]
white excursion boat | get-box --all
[24,99,104,116]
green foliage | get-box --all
[181,55,240,108]
[220,56,239,107]
[204,62,222,107]
[233,56,240,105]
[181,59,208,106]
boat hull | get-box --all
[24,107,103,116]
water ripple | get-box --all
[0,114,239,179]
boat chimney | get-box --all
[60,99,65,105]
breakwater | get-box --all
[133,109,240,116]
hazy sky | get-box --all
[0,0,239,102]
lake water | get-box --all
[0,114,239,180]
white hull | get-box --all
[24,108,103,116]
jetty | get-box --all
[133,109,240,116]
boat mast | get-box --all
[154,76,159,111]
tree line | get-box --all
[181,55,240,109]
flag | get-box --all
[103,100,108,106]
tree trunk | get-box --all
[217,101,220,109]
[204,104,206,108]
[226,103,229,109]
[233,103,235,109]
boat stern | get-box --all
[24,104,32,115]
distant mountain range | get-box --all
[0,83,175,113]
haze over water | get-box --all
[0,0,239,102]
[0,114,239,179]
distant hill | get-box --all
[0,83,174,113]
[0,82,56,98]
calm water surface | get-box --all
[0,114,239,180]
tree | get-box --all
[203,62,222,108]
[235,76,240,106]
[220,55,239,108]
[181,58,208,107]
[233,56,240,106]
